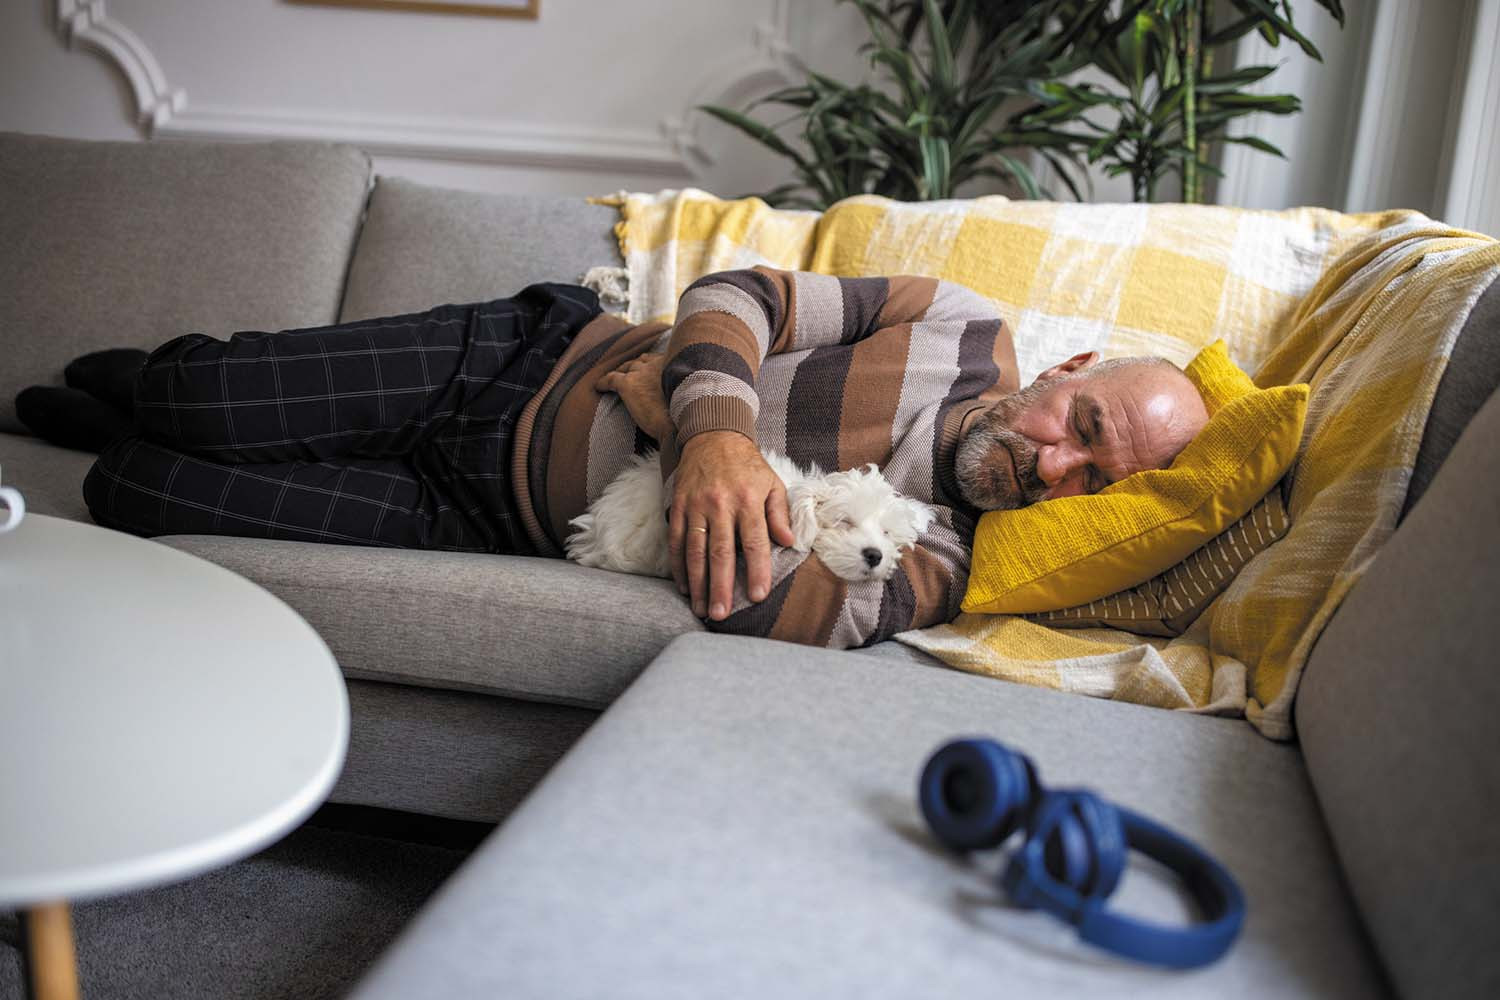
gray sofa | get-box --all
[2,132,1496,999]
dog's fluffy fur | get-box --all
[565,450,934,583]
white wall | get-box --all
[1,0,865,198]
[1219,0,1500,236]
[3,0,1497,236]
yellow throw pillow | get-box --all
[961,342,1308,616]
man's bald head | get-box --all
[954,352,1209,511]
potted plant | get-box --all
[702,0,1344,207]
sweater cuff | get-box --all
[674,395,758,445]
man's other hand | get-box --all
[596,353,672,442]
[670,430,796,620]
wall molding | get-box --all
[55,0,185,130]
[660,0,804,168]
[51,0,802,179]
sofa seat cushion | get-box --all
[0,133,371,433]
[351,634,1386,1000]
[155,535,702,708]
[338,177,622,323]
[0,433,96,523]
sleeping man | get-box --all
[17,268,1208,648]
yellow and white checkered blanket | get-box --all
[600,188,1499,739]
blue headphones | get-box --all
[918,738,1246,969]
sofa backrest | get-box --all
[0,133,371,434]
[336,176,621,322]
[1402,275,1500,520]
[1295,382,1500,1000]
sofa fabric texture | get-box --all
[1403,274,1500,517]
[352,634,1387,1000]
[337,177,622,322]
[334,679,597,823]
[1296,386,1500,1000]
[154,535,703,709]
[0,432,95,522]
[0,132,371,433]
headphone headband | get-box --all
[920,740,1246,969]
[1002,793,1245,969]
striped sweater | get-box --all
[512,267,1019,648]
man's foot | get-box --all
[15,386,136,453]
[64,348,148,414]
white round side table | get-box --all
[0,514,349,1000]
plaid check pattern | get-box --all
[84,284,601,553]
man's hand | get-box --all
[596,353,672,442]
[670,430,796,621]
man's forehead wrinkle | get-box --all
[1090,382,1151,480]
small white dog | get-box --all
[566,450,934,583]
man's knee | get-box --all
[82,436,141,533]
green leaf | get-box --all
[1193,64,1279,93]
[698,105,808,166]
[1221,134,1287,157]
[922,0,957,96]
[919,135,952,199]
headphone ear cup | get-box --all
[919,738,1038,851]
[1038,791,1128,898]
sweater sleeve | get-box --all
[664,266,1002,648]
[705,508,976,649]
[661,266,998,447]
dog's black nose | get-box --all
[862,547,882,568]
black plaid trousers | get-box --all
[83,283,600,553]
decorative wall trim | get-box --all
[155,105,696,176]
[659,0,805,167]
[51,0,802,179]
[55,0,185,129]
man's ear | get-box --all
[1032,351,1099,384]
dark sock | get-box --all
[15,386,136,453]
[64,348,148,414]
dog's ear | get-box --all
[909,499,936,533]
[885,497,935,548]
[787,482,823,551]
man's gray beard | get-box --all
[954,385,1051,511]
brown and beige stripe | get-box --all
[514,266,1019,648]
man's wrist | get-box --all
[681,428,756,454]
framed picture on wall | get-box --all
[289,0,537,17]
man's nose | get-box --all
[1036,441,1087,487]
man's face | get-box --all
[954,358,1209,511]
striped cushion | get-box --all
[1027,482,1291,636]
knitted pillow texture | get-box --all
[1024,482,1291,636]
[961,341,1308,616]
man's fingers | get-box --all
[766,481,797,548]
[738,508,772,604]
[685,516,711,618]
[667,505,688,596]
[707,513,737,621]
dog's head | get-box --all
[804,464,935,583]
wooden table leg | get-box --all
[23,902,80,1000]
